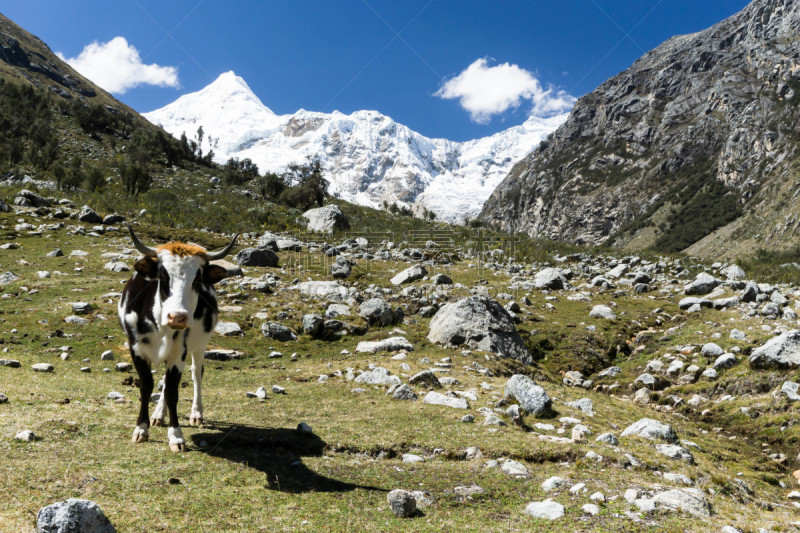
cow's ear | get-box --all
[203,264,227,284]
[134,257,158,278]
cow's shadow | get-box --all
[189,422,385,494]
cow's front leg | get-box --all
[150,375,166,427]
[164,362,186,452]
[131,354,153,443]
[188,352,204,426]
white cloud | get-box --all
[435,58,575,124]
[57,37,179,94]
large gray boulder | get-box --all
[15,189,49,207]
[533,268,567,290]
[749,330,800,369]
[427,295,530,363]
[684,273,720,295]
[301,205,350,233]
[235,247,279,267]
[37,498,116,532]
[504,374,552,417]
[358,298,398,326]
[78,205,103,224]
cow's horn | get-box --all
[128,225,157,258]
[207,234,239,261]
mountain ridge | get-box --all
[144,71,567,222]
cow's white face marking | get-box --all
[157,251,206,329]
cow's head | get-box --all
[128,226,238,330]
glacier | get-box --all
[143,71,567,223]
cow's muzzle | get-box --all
[167,312,189,329]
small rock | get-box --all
[525,499,564,520]
[36,498,116,533]
[15,429,35,441]
[541,476,564,492]
[32,363,54,373]
[387,489,416,518]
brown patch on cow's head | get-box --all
[156,242,209,259]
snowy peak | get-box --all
[144,73,567,222]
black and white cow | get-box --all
[119,226,238,452]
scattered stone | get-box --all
[525,499,564,520]
[36,498,117,533]
[778,381,800,401]
[358,298,399,326]
[621,418,678,443]
[750,330,800,369]
[533,268,568,290]
[387,489,416,518]
[0,359,21,367]
[235,247,279,267]
[301,205,350,233]
[589,305,616,320]
[685,273,721,295]
[541,476,564,492]
[356,337,413,353]
[392,384,417,401]
[261,322,297,342]
[214,321,243,336]
[664,473,694,486]
[0,272,21,285]
[390,265,427,285]
[565,397,594,416]
[501,459,528,478]
[504,374,552,417]
[422,391,469,409]
[78,206,103,224]
[115,362,132,372]
[582,503,600,516]
[428,295,530,362]
[597,366,621,378]
[652,488,711,517]
[655,444,695,464]
[64,315,89,326]
[700,343,724,357]
[408,370,441,388]
[595,433,618,445]
[32,363,54,373]
[15,429,35,441]
[354,367,401,386]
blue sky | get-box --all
[3,1,749,141]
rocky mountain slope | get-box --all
[0,12,151,126]
[480,0,800,258]
[144,72,566,223]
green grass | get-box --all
[1,210,798,531]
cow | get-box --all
[118,226,238,452]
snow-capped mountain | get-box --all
[144,71,567,222]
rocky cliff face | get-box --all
[480,0,800,257]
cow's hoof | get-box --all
[189,416,203,426]
[169,442,186,453]
[132,424,149,443]
[151,417,165,427]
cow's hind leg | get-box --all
[188,352,204,426]
[131,355,153,443]
[150,375,166,426]
[164,363,186,452]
